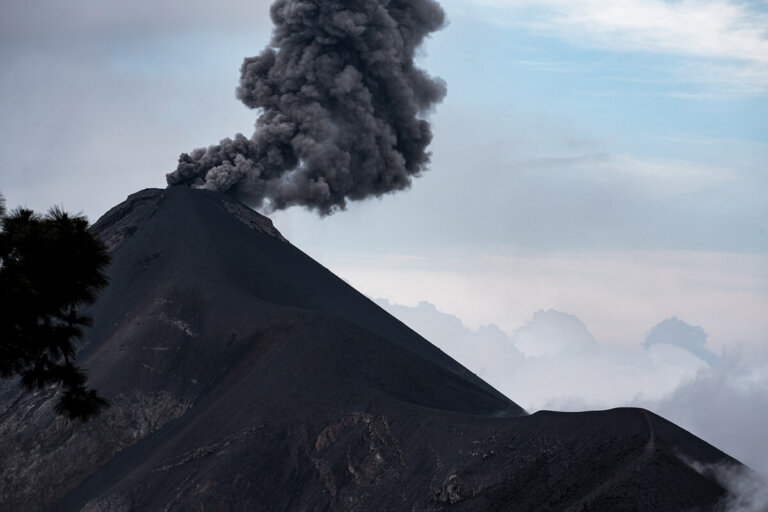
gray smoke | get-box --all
[166,0,447,215]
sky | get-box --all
[1,0,767,484]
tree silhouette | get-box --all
[0,197,110,420]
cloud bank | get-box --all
[376,298,768,480]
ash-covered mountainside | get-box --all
[0,187,744,511]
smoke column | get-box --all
[166,0,447,215]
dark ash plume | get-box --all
[167,0,447,215]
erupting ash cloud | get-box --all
[166,0,447,214]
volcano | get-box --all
[0,187,746,511]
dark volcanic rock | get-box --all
[0,187,747,511]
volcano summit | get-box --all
[0,187,748,511]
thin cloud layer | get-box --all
[0,1,273,39]
[339,251,768,350]
[472,0,768,92]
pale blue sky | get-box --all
[2,0,766,331]
[1,0,766,253]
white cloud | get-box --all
[645,316,718,364]
[471,0,768,92]
[477,0,768,61]
[510,309,595,357]
[375,299,526,378]
[599,154,735,193]
[375,298,768,477]
[653,353,768,478]
[377,301,707,411]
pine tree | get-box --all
[0,196,110,420]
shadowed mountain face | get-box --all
[0,188,745,511]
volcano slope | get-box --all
[0,187,744,511]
